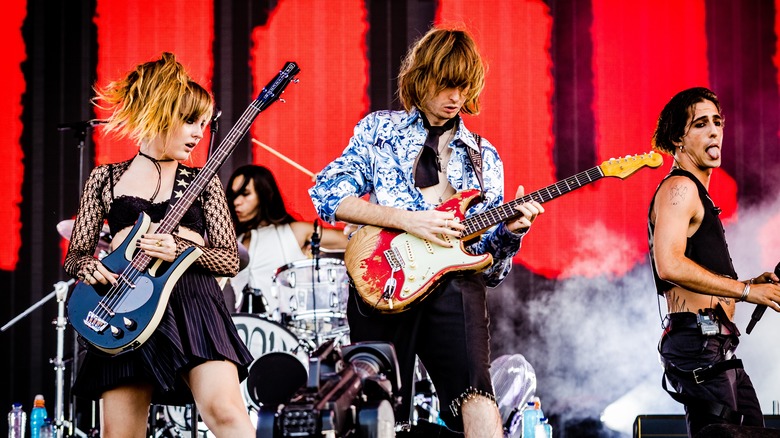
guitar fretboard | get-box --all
[462,166,605,236]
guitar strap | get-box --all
[466,133,485,200]
[165,164,200,216]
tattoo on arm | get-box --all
[669,184,688,206]
[716,296,732,307]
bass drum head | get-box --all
[231,313,311,410]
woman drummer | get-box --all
[225,164,348,316]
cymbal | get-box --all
[57,219,112,252]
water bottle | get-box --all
[8,403,26,438]
[521,397,542,438]
[30,395,47,438]
[534,417,552,438]
[39,419,53,438]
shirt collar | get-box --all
[404,108,480,152]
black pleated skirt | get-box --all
[71,269,254,406]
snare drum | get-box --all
[273,258,349,338]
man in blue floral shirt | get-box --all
[309,27,543,437]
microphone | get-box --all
[210,108,222,134]
[207,108,222,159]
[745,261,780,334]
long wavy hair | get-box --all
[225,165,296,236]
[397,27,486,115]
[92,52,213,150]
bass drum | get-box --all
[231,313,311,410]
[160,314,311,436]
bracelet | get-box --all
[740,279,752,301]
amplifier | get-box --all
[633,415,780,438]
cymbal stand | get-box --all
[52,280,77,437]
[0,279,77,437]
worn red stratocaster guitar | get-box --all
[67,62,300,355]
[345,152,663,313]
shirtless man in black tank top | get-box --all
[648,87,780,437]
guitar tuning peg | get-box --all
[278,97,286,103]
[292,78,300,84]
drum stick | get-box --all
[251,138,316,180]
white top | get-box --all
[231,224,307,317]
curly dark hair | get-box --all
[652,87,721,155]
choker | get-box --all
[137,151,174,202]
[138,151,174,162]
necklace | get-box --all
[137,151,174,202]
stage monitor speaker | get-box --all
[634,415,780,438]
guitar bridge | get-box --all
[84,311,109,333]
[384,246,405,271]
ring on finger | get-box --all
[445,219,450,228]
[155,240,163,247]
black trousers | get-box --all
[347,273,494,432]
[660,321,763,437]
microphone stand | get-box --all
[310,220,321,345]
[57,119,104,437]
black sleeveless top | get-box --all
[648,168,737,295]
[105,162,206,237]
[107,195,206,237]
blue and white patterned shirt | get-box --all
[309,108,524,286]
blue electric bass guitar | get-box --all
[68,62,300,355]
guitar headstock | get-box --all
[256,62,301,112]
[600,151,663,179]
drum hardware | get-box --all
[149,405,183,438]
[2,279,83,438]
[309,220,322,343]
[241,285,269,315]
[156,404,209,438]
